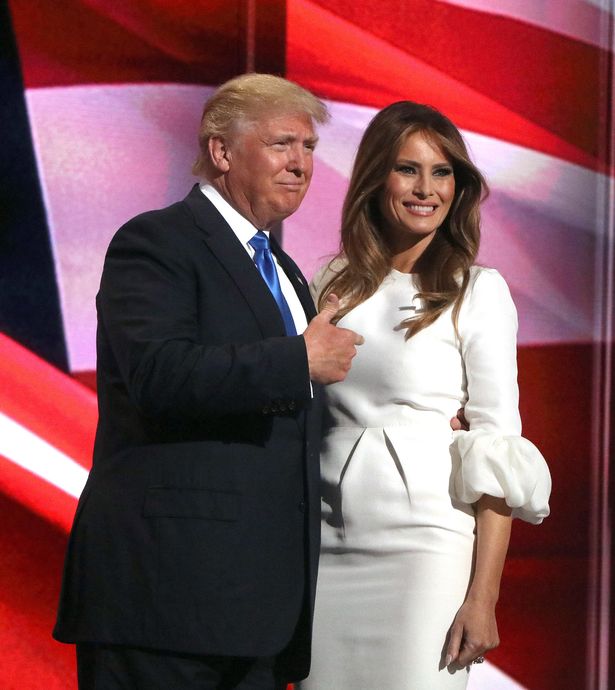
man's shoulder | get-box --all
[124,196,192,231]
[109,193,200,252]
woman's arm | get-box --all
[446,269,550,666]
[445,495,512,667]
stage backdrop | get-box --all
[1,1,613,689]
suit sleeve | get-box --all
[97,215,312,419]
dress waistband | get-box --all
[325,416,452,436]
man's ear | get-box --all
[208,136,231,173]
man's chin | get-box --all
[269,200,305,224]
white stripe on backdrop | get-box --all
[0,412,88,499]
[442,0,613,49]
[27,85,602,371]
[25,85,604,369]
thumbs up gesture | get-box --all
[303,294,364,384]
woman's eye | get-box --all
[434,167,453,177]
[395,165,416,175]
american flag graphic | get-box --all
[1,1,613,688]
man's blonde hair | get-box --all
[192,73,329,178]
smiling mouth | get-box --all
[404,203,437,215]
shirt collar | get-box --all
[199,183,268,245]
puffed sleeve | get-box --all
[450,268,551,524]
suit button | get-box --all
[262,406,270,414]
[278,402,287,412]
[298,501,305,513]
[288,401,296,410]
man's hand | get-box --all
[303,294,364,385]
[450,407,469,431]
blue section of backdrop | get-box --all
[0,1,67,370]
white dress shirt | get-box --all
[200,183,308,334]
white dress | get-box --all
[298,265,551,690]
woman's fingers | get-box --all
[445,602,500,667]
[444,620,463,667]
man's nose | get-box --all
[287,146,308,174]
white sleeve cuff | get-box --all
[451,429,552,524]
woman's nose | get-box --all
[413,172,433,197]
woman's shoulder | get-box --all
[461,265,517,318]
[467,265,512,297]
[309,256,347,302]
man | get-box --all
[53,74,362,689]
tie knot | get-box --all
[248,230,270,253]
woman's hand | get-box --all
[444,597,499,667]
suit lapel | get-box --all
[183,186,287,338]
[184,186,313,433]
[269,234,317,322]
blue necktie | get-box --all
[248,231,297,336]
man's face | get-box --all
[222,112,318,228]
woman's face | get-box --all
[379,130,455,253]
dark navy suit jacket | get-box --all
[54,185,322,681]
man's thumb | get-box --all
[318,293,340,322]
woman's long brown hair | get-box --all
[318,101,488,337]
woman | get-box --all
[299,102,551,689]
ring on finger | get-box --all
[472,656,485,664]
